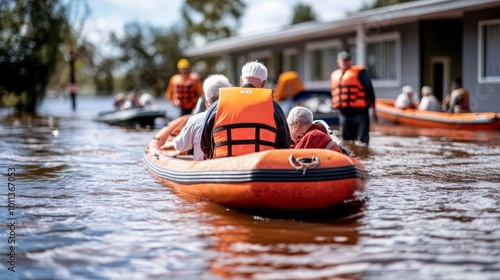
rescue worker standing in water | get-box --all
[330,51,378,145]
[200,61,291,159]
[165,58,203,116]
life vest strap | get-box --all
[214,139,277,148]
[213,123,278,133]
[213,122,278,156]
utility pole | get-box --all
[66,46,78,111]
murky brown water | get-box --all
[1,96,499,279]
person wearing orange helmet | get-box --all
[165,58,203,116]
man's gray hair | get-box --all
[241,61,268,82]
[287,106,313,127]
[421,86,433,96]
[203,74,232,105]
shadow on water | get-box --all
[182,198,366,280]
[373,123,500,144]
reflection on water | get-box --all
[196,202,364,280]
[0,96,499,279]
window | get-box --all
[305,40,345,88]
[248,50,281,87]
[248,50,272,69]
[283,48,298,72]
[478,19,500,83]
[236,55,247,82]
[366,32,401,86]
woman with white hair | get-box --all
[394,85,419,109]
[287,106,342,153]
[161,74,232,160]
[139,93,155,109]
[418,86,441,112]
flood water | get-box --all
[1,96,499,280]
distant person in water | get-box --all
[330,51,377,145]
[139,93,155,109]
[123,91,142,110]
[165,58,204,116]
[113,93,126,110]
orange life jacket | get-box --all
[212,87,278,158]
[330,66,369,109]
[171,74,202,110]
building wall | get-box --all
[224,8,499,113]
[463,7,500,112]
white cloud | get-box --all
[239,0,292,35]
[103,0,166,10]
[238,0,369,35]
[83,0,183,49]
[300,0,369,20]
[82,0,371,47]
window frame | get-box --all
[304,39,343,89]
[283,48,299,72]
[478,18,500,84]
[365,32,401,87]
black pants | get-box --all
[339,110,370,144]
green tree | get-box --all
[181,0,246,78]
[47,38,95,95]
[0,0,68,111]
[291,3,317,25]
[0,0,88,112]
[360,0,419,11]
[182,0,245,42]
[111,22,184,96]
[93,57,115,95]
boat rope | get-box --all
[289,155,320,175]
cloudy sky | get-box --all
[83,0,372,47]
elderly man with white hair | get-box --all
[201,61,290,159]
[161,74,232,160]
[287,106,343,153]
[394,85,419,109]
[418,86,442,112]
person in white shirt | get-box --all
[139,93,155,109]
[394,85,419,109]
[418,86,441,112]
[161,74,232,160]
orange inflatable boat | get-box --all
[143,116,367,210]
[376,98,500,130]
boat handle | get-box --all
[289,155,320,175]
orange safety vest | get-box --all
[169,74,202,110]
[330,66,369,109]
[212,87,278,158]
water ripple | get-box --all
[0,99,499,279]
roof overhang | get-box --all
[185,0,500,57]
